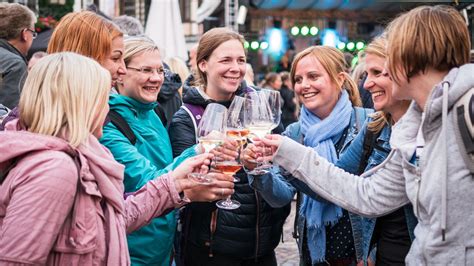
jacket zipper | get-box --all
[255,191,260,261]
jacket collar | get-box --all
[0,39,27,64]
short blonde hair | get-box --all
[123,36,160,65]
[290,46,362,107]
[48,11,123,64]
[19,52,111,147]
[387,5,470,84]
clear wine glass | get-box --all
[243,91,274,175]
[214,149,242,209]
[187,103,227,185]
[258,89,282,168]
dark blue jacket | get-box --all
[169,86,290,260]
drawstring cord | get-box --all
[441,82,449,241]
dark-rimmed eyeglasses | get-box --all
[127,66,165,76]
[25,28,37,39]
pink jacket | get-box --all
[0,123,186,265]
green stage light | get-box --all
[347,42,355,51]
[356,41,365,50]
[260,41,269,50]
[244,41,249,49]
[250,41,259,50]
[301,26,309,36]
[310,26,319,36]
[290,26,299,36]
[337,42,346,50]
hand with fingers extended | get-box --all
[183,172,235,202]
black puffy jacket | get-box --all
[169,85,290,261]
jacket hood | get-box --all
[109,94,157,113]
[0,120,75,174]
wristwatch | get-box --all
[179,191,191,204]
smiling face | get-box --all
[198,39,246,100]
[364,53,397,111]
[120,50,164,104]
[293,55,343,119]
[101,37,127,88]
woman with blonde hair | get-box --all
[333,36,416,265]
[0,52,231,265]
[260,5,474,264]
[100,36,234,265]
[244,46,372,265]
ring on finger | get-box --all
[221,188,225,197]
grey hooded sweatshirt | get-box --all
[272,64,474,265]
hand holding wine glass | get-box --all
[188,103,227,185]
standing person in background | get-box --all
[260,72,282,91]
[260,5,474,265]
[158,60,185,128]
[113,15,144,36]
[27,51,47,71]
[244,46,371,266]
[244,63,255,86]
[167,56,190,97]
[169,27,289,266]
[0,3,36,109]
[335,36,416,265]
[279,71,298,128]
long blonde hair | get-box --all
[19,52,111,147]
[364,36,391,134]
[290,46,362,107]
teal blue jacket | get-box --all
[100,94,196,265]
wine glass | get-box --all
[258,89,282,168]
[187,103,227,184]
[243,91,274,175]
[215,145,242,209]
[225,96,249,182]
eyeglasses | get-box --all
[127,66,165,76]
[25,28,37,39]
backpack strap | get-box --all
[154,104,168,127]
[454,87,474,173]
[108,110,137,145]
[181,103,205,143]
[358,129,377,175]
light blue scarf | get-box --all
[299,90,352,263]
